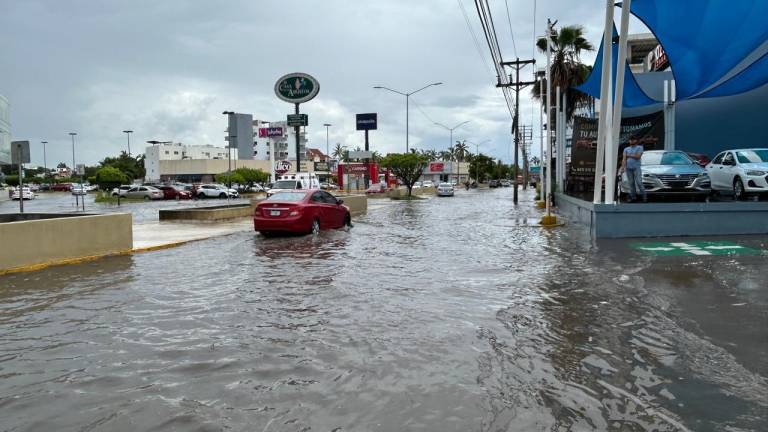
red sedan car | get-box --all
[253,190,351,236]
[157,185,191,200]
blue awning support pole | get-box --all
[559,92,568,193]
[593,0,614,204]
[555,85,561,192]
[545,19,553,215]
[663,80,677,151]
[670,80,676,150]
[539,77,546,202]
[606,0,631,205]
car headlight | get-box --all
[697,172,709,178]
[642,173,657,178]
[746,170,766,176]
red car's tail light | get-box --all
[289,210,301,216]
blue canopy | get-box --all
[575,27,659,107]
[630,0,768,99]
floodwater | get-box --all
[1,188,766,431]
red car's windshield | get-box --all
[266,192,307,202]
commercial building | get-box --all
[252,119,308,161]
[144,143,239,182]
[225,113,254,161]
[419,161,471,184]
[0,95,10,165]
[157,159,271,183]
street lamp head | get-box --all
[68,132,77,136]
[222,111,234,115]
[372,86,383,89]
[433,82,443,86]
[41,141,48,144]
[323,123,332,127]
[123,130,133,134]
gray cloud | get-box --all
[1,0,610,166]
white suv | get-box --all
[195,184,239,199]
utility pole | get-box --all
[497,58,536,205]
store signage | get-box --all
[650,44,669,71]
[356,113,378,130]
[287,114,308,127]
[258,127,284,138]
[348,150,373,160]
[343,164,369,174]
[314,161,330,172]
[429,162,444,172]
[274,160,291,175]
[274,72,320,104]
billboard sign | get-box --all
[314,161,330,172]
[343,163,370,174]
[570,111,664,179]
[428,162,445,172]
[274,160,292,175]
[274,73,320,104]
[356,113,378,130]
[258,127,284,138]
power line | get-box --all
[458,0,495,79]
[409,97,438,125]
[504,0,518,58]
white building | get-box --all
[144,143,238,182]
[252,119,308,161]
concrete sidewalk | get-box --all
[132,219,252,251]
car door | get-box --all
[707,152,725,189]
[125,187,139,199]
[321,191,344,227]
[309,192,327,228]
[721,152,739,189]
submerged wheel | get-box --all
[733,178,745,201]
[144,196,151,201]
[311,219,320,235]
[343,213,352,231]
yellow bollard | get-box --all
[535,200,546,209]
[539,214,558,226]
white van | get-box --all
[267,173,320,197]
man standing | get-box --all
[621,137,647,202]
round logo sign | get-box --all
[274,72,320,104]
[274,160,292,175]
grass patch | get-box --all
[93,193,144,204]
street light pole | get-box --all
[466,139,490,183]
[323,123,331,162]
[41,141,48,179]
[122,130,133,156]
[373,82,443,153]
[68,132,77,174]
[435,121,469,183]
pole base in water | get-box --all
[535,200,546,209]
[539,214,558,226]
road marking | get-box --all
[631,241,762,257]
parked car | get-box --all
[11,187,35,200]
[320,182,338,190]
[436,182,455,197]
[421,180,435,188]
[195,184,238,199]
[39,184,51,191]
[620,150,711,199]
[687,152,711,167]
[124,185,164,200]
[111,185,133,197]
[157,185,192,200]
[51,183,72,192]
[412,181,422,190]
[488,180,500,188]
[71,183,87,195]
[500,179,512,187]
[253,190,351,236]
[706,148,768,200]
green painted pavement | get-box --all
[630,241,763,256]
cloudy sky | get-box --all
[1,0,624,166]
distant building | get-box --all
[252,119,308,161]
[225,113,254,161]
[0,95,10,165]
[144,143,239,182]
[307,148,328,162]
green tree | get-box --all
[4,175,19,186]
[531,24,594,123]
[215,172,245,186]
[94,166,130,191]
[232,167,269,189]
[332,143,345,160]
[380,153,429,197]
[99,151,145,180]
[469,153,496,183]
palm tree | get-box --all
[454,140,468,183]
[531,24,594,123]
[332,143,344,160]
[530,156,541,166]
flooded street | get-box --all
[1,188,766,431]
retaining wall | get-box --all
[0,213,133,274]
[159,204,253,221]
